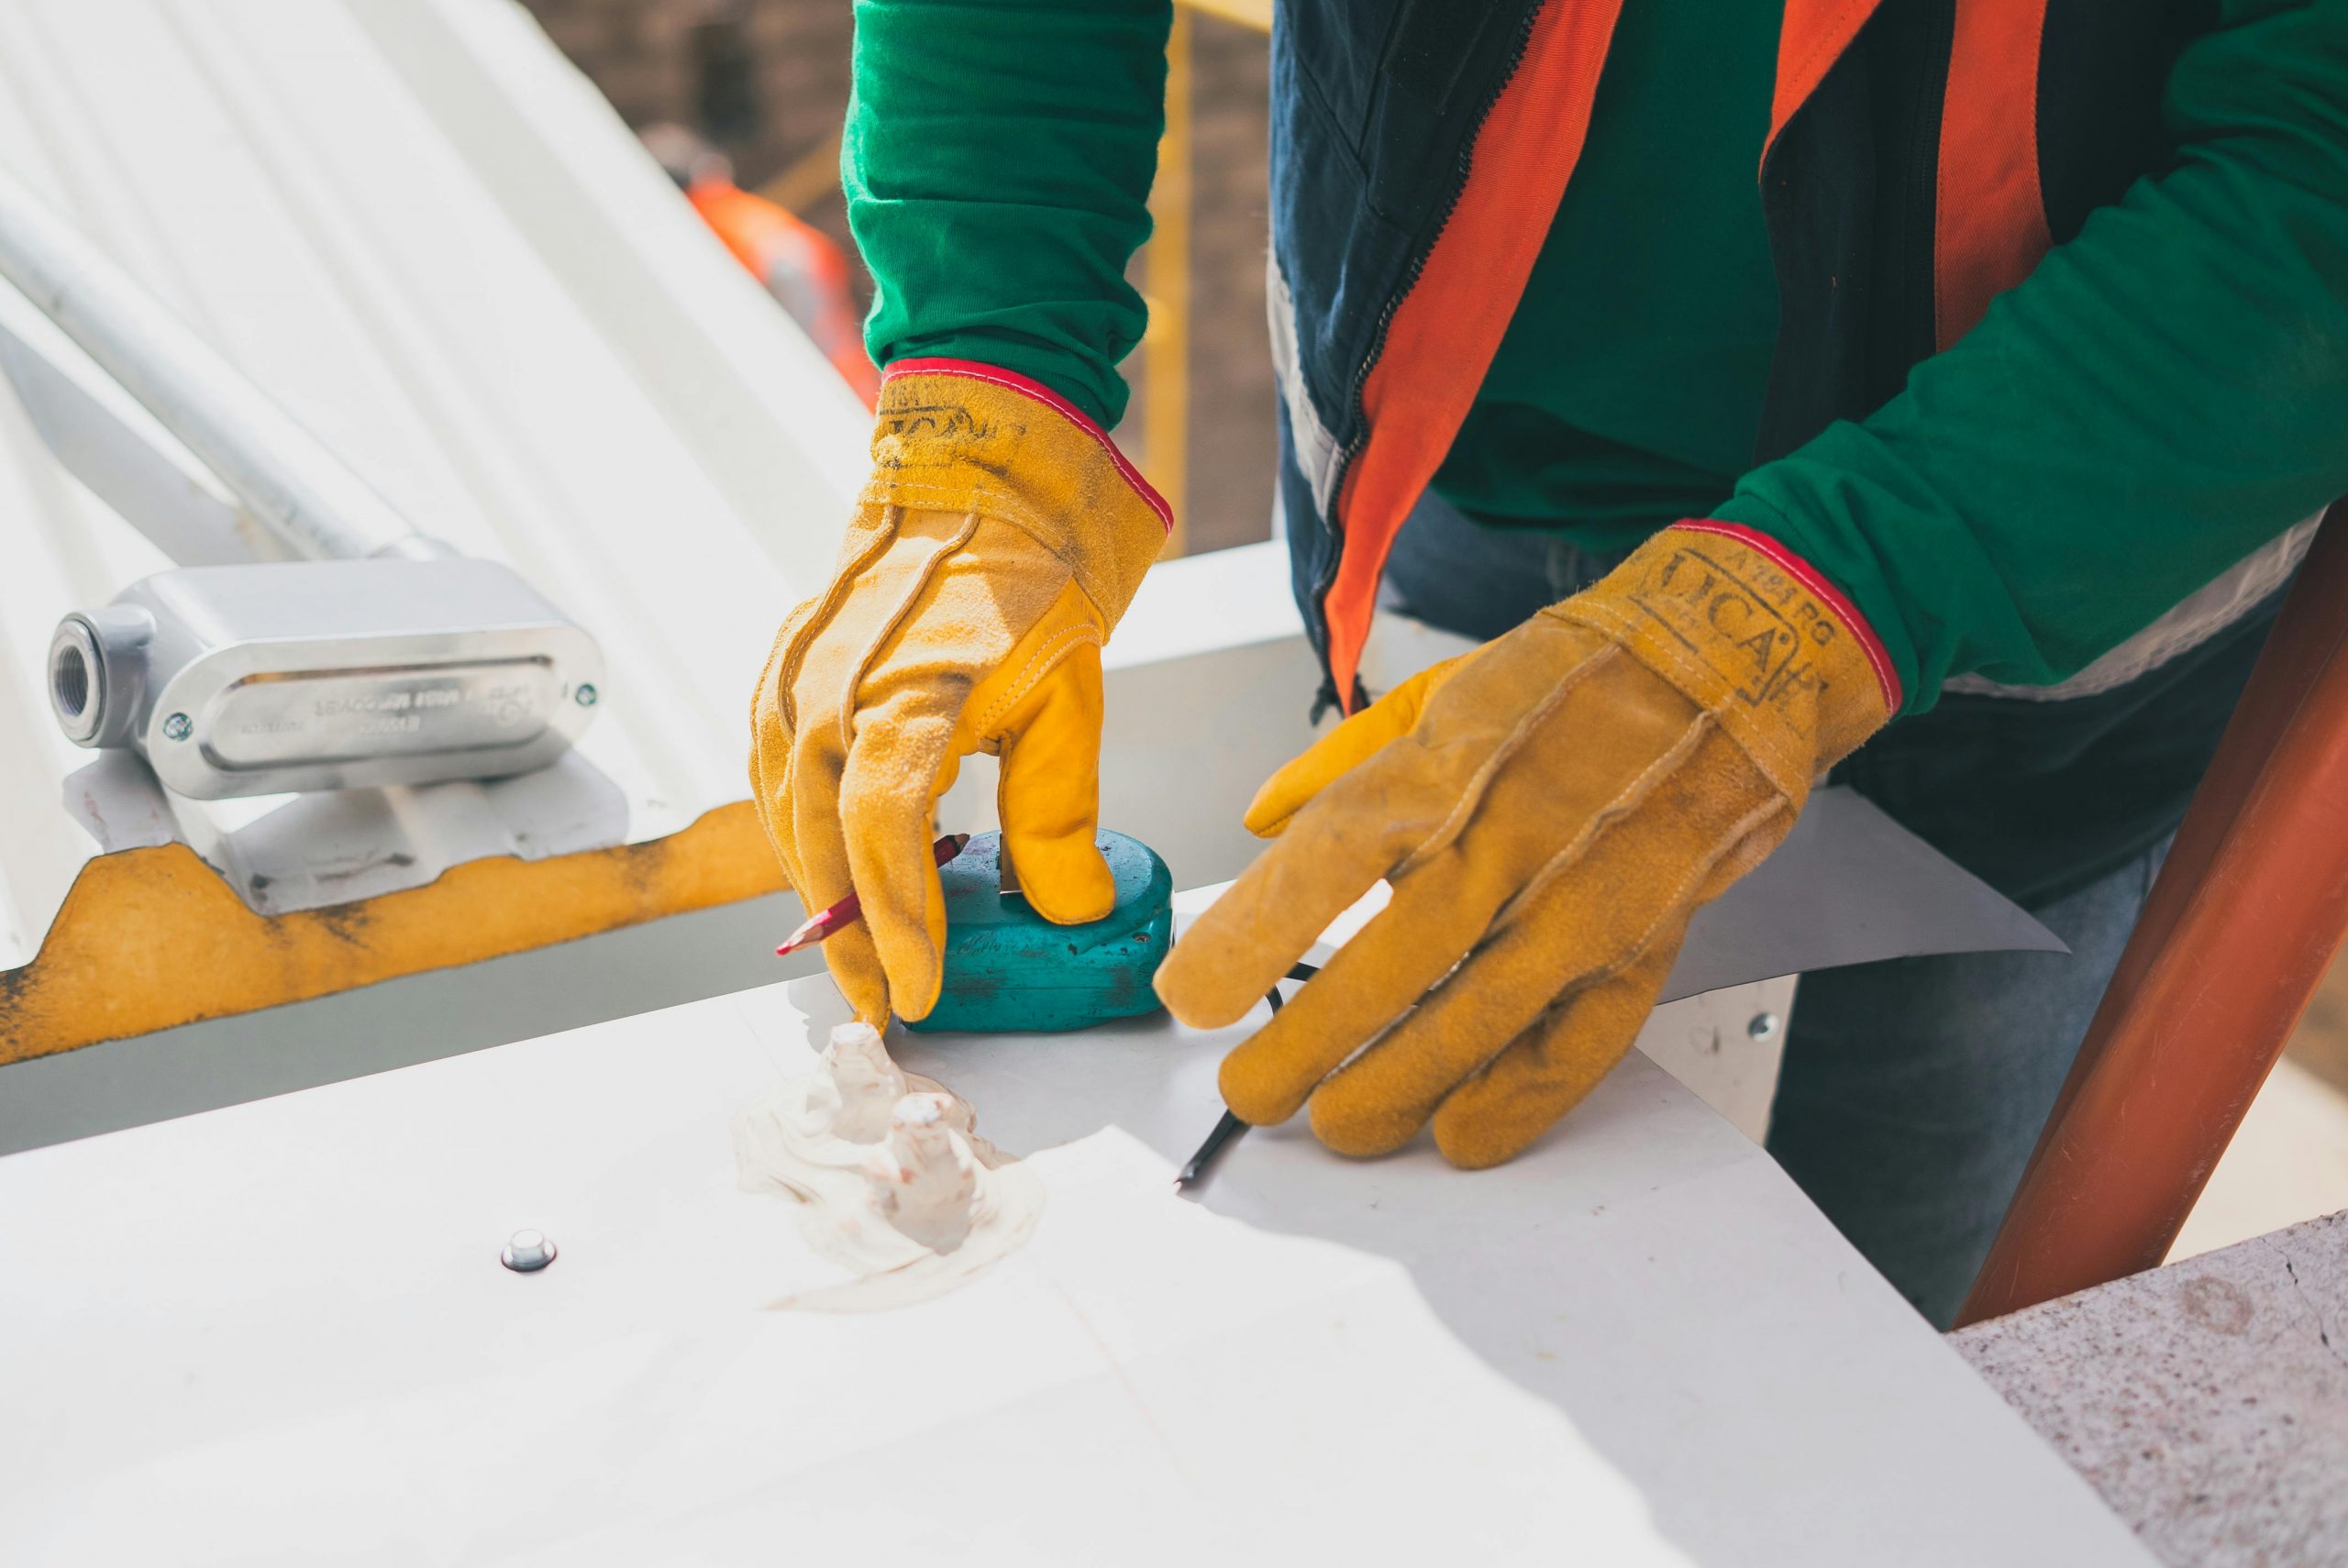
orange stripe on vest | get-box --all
[1767,0,1888,167]
[1324,0,1625,712]
[1934,0,2052,348]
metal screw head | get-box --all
[573,683,598,708]
[161,712,193,742]
[1746,1012,1782,1042]
[501,1229,557,1273]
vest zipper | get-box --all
[1312,0,1545,712]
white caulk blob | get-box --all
[732,1023,1044,1311]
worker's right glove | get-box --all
[750,360,1168,1027]
[1156,523,1899,1168]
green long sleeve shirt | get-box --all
[845,0,1169,430]
[844,0,2348,712]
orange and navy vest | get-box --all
[1268,0,2210,713]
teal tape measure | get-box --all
[906,829,1173,1034]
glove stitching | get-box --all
[1428,790,1793,1152]
[867,479,1102,594]
[1485,710,1714,936]
[748,626,792,845]
[866,479,1152,624]
[881,363,1171,530]
[1324,727,1746,1145]
[971,617,1102,740]
[1548,599,1813,795]
[831,682,969,999]
[778,514,899,733]
[1545,790,1791,1003]
[984,622,1106,928]
[867,478,1058,543]
[835,513,981,754]
[1433,789,1786,1130]
[1395,640,1618,878]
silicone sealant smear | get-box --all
[732,1022,1045,1313]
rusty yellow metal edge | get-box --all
[1178,0,1269,29]
[0,801,785,1066]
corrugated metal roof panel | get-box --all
[0,2,864,983]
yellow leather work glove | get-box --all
[1155,523,1899,1168]
[751,359,1168,1024]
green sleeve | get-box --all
[1716,0,2348,712]
[844,0,1170,428]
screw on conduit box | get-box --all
[1747,1012,1782,1041]
[904,829,1173,1035]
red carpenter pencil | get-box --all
[775,833,969,957]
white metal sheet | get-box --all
[0,888,2149,1567]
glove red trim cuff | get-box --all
[1667,520,1903,715]
[881,357,1172,534]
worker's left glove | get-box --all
[750,359,1168,1025]
[1155,524,1898,1168]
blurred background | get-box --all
[518,0,1277,557]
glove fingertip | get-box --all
[888,951,944,1023]
[1429,1073,1587,1170]
[822,938,892,1030]
[1237,801,1288,841]
[1306,1088,1422,1159]
[1009,837,1116,926]
[1216,1049,1300,1128]
[1240,745,1339,834]
[1242,674,1432,836]
[1153,955,1256,1031]
[1431,1121,1524,1170]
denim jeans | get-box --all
[1378,490,2254,1327]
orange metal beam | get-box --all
[754,130,844,216]
[1958,505,2348,1324]
[0,803,785,1066]
[1178,0,1269,30]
